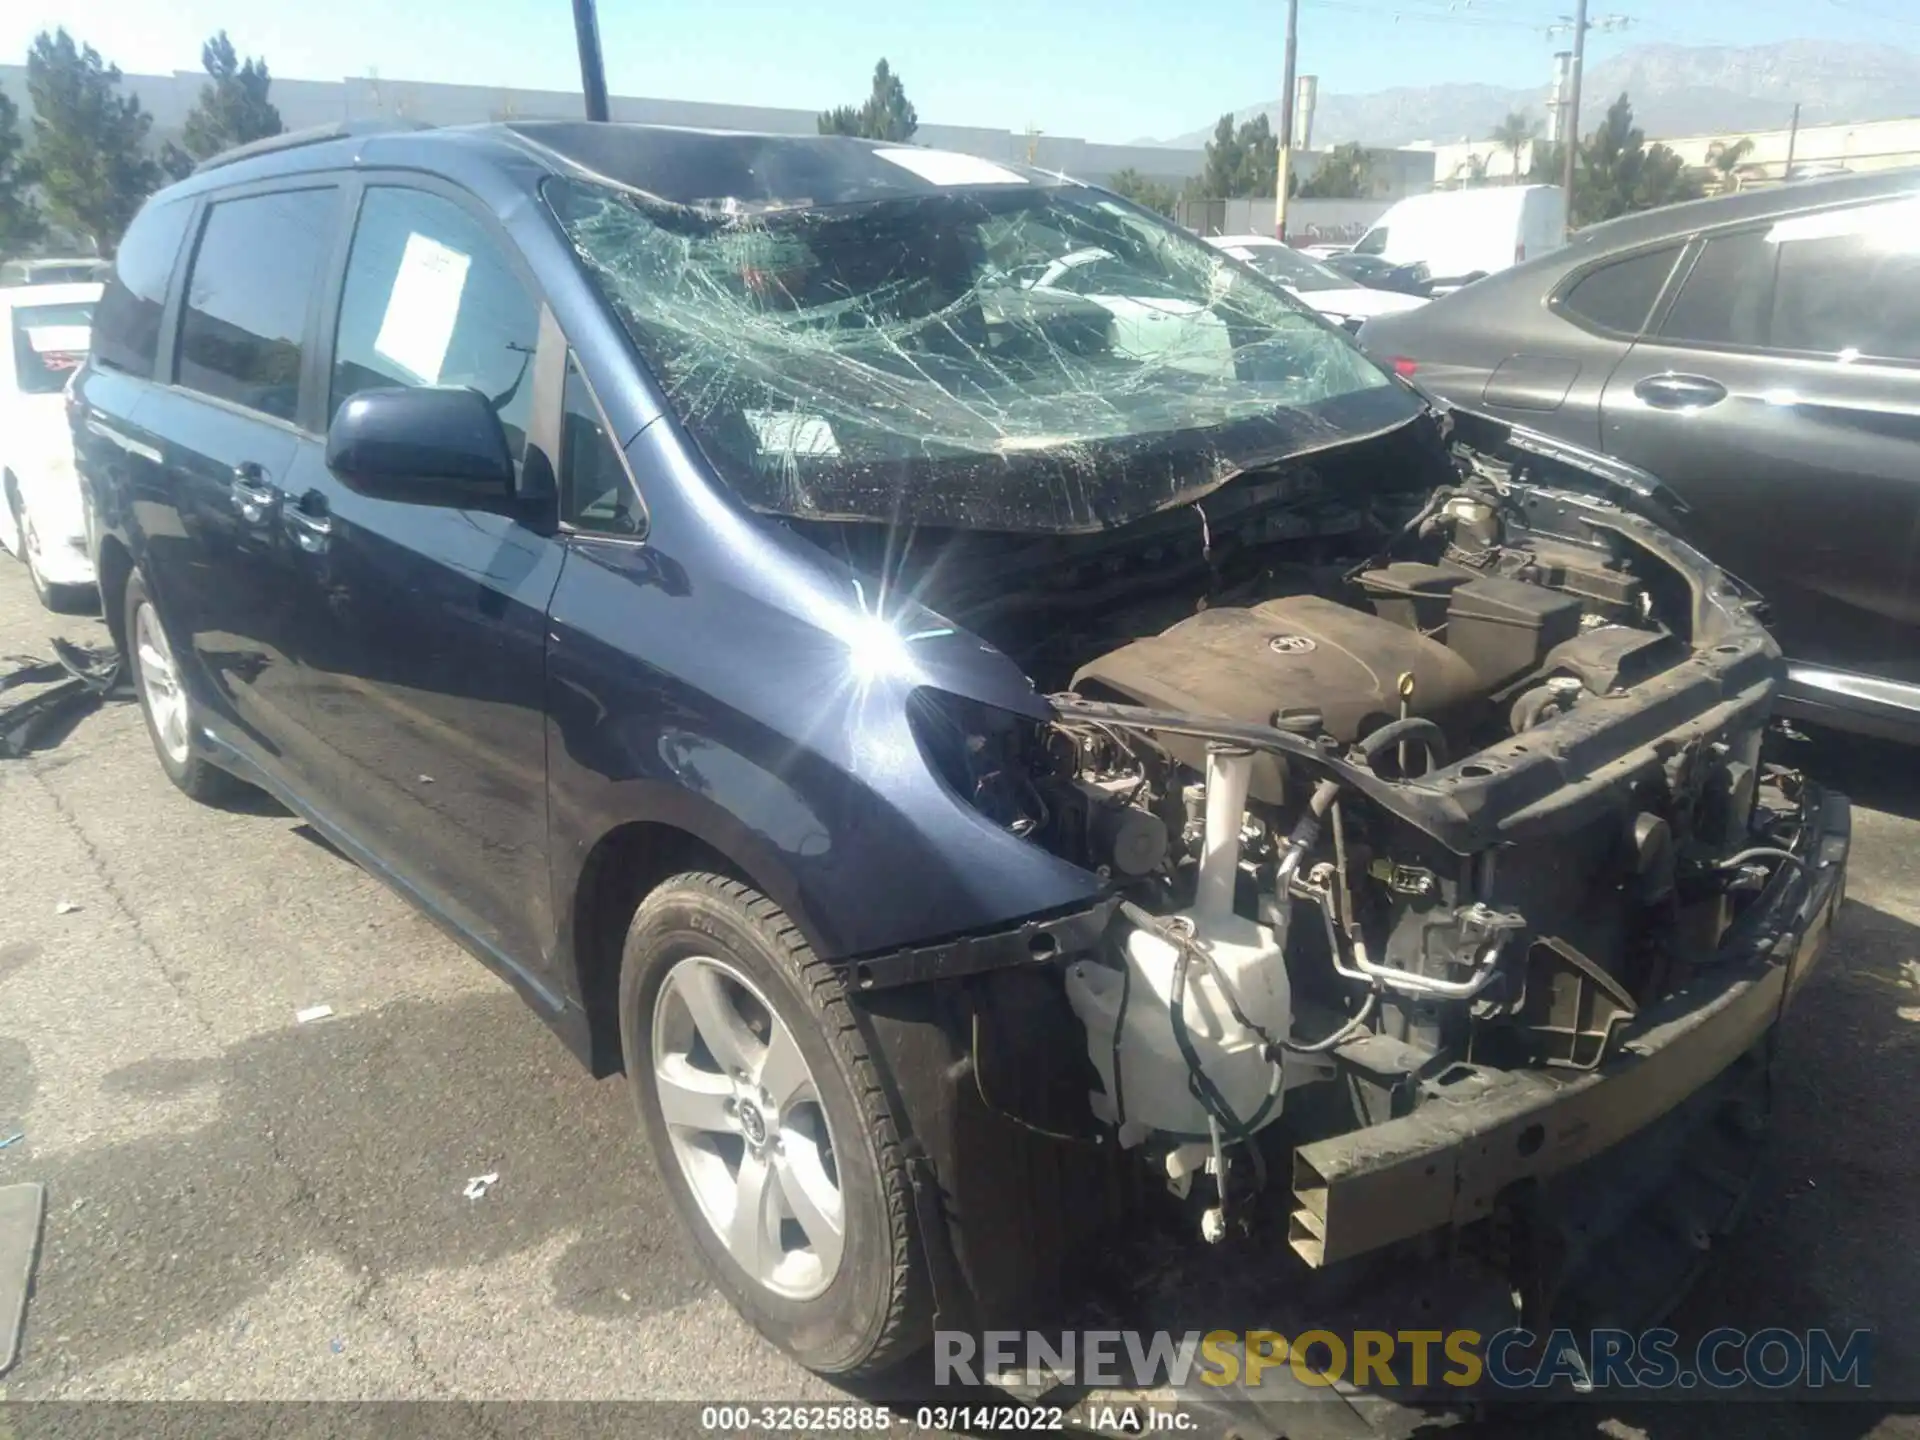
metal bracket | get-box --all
[834,896,1122,992]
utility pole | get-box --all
[1784,101,1802,181]
[572,0,610,122]
[1559,0,1586,232]
[1274,0,1299,241]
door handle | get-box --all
[1633,373,1728,410]
[229,462,280,524]
[284,496,333,553]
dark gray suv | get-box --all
[1360,169,1920,743]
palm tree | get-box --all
[1490,111,1542,184]
[1708,136,1755,194]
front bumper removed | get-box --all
[1290,783,1850,1270]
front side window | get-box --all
[560,357,643,535]
[1352,226,1388,256]
[10,300,95,395]
[331,186,541,459]
[92,198,192,378]
[549,176,1404,530]
[1560,243,1683,334]
[177,188,338,422]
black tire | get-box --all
[619,872,931,1376]
[123,568,241,804]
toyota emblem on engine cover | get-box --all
[1269,634,1316,654]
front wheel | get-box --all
[619,872,931,1376]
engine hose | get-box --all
[1356,716,1449,775]
[1509,684,1565,735]
[1276,778,1343,887]
[1282,986,1382,1054]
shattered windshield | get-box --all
[548,173,1412,532]
[1214,242,1350,294]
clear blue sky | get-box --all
[0,0,1911,143]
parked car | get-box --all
[1024,245,1235,374]
[1358,167,1920,743]
[74,121,1846,1384]
[1203,234,1428,331]
[1321,250,1433,296]
[0,281,100,608]
[1350,185,1567,292]
[0,257,110,287]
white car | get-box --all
[1205,235,1428,332]
[1026,247,1236,376]
[0,282,101,609]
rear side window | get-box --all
[1658,230,1774,348]
[560,356,642,535]
[1766,198,1920,363]
[330,186,541,459]
[1560,244,1683,334]
[11,300,96,395]
[92,198,192,377]
[177,188,338,423]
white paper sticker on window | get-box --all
[873,149,1028,188]
[25,325,90,354]
[373,232,472,385]
[745,410,841,457]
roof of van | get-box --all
[163,120,1066,212]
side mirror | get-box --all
[325,386,515,506]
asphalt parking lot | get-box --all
[2,553,1919,1438]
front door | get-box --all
[288,180,565,978]
[1600,198,1920,683]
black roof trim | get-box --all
[193,119,436,175]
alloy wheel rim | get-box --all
[134,601,191,766]
[21,514,45,587]
[651,954,845,1299]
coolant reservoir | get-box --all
[1064,749,1291,1147]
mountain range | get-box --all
[1152,41,1920,149]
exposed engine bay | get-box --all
[800,412,1813,1263]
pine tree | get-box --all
[26,29,160,253]
[180,32,283,163]
[817,60,919,143]
[0,87,45,261]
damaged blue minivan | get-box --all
[73,121,1847,1382]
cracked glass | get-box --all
[546,169,1414,533]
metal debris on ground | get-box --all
[0,640,125,759]
[0,1135,20,1151]
[294,1005,334,1024]
[54,900,79,915]
[463,1172,499,1201]
[0,1182,46,1377]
